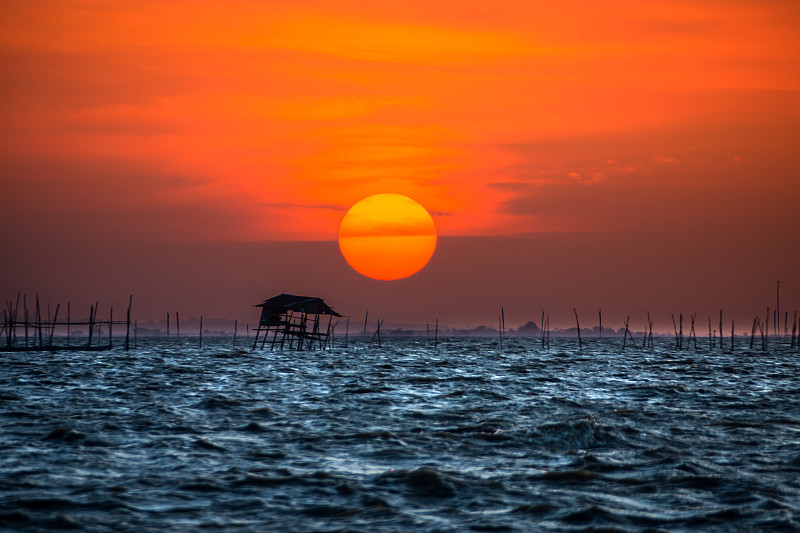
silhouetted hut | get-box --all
[252,294,341,351]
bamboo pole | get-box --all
[719,310,723,352]
[233,319,238,349]
[363,311,368,340]
[324,314,332,350]
[49,304,60,346]
[499,307,504,349]
[709,317,714,350]
[166,312,170,337]
[573,308,582,352]
[541,311,546,349]
[67,302,70,347]
[622,316,630,350]
[88,304,95,348]
[776,280,780,337]
[546,315,550,349]
[176,312,180,338]
[502,307,505,348]
[13,292,21,345]
[199,315,203,348]
[434,317,439,350]
[36,294,42,347]
[599,309,602,338]
[750,316,758,349]
[626,316,638,349]
[125,295,132,352]
[765,307,769,349]
[671,313,678,349]
[730,319,735,354]
[109,307,113,347]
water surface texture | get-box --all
[1,337,799,531]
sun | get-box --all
[339,193,437,281]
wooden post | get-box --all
[199,315,203,348]
[541,311,546,349]
[730,319,735,354]
[49,303,60,346]
[125,295,132,352]
[88,304,94,348]
[573,308,582,352]
[709,317,714,350]
[750,316,758,349]
[546,315,550,349]
[166,312,170,337]
[501,307,505,349]
[368,319,383,348]
[67,302,71,347]
[36,294,42,347]
[24,295,28,348]
[233,319,238,349]
[776,280,780,337]
[622,315,638,350]
[599,309,602,337]
[765,307,769,349]
[46,302,51,346]
[109,307,113,347]
[363,311,368,340]
[434,317,439,350]
[671,313,678,349]
[499,308,504,350]
[719,310,723,352]
[679,313,683,350]
[176,312,180,338]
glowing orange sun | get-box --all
[338,193,437,281]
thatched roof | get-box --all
[255,293,341,316]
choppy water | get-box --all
[1,336,799,532]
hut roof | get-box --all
[255,293,342,317]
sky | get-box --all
[2,0,799,331]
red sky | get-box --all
[2,0,799,330]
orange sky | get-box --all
[2,0,799,326]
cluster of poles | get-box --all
[2,293,133,352]
[494,305,799,354]
[3,282,798,354]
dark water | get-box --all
[1,337,799,532]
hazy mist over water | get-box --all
[1,337,799,531]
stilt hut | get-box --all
[252,294,341,351]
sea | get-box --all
[1,336,799,532]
